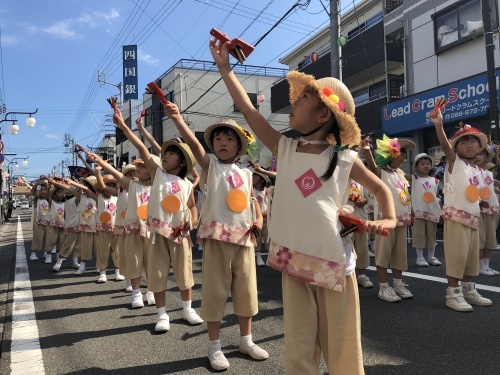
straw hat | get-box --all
[449,123,487,150]
[160,140,196,173]
[82,175,97,188]
[204,119,255,158]
[102,174,117,185]
[122,163,136,176]
[133,155,162,169]
[286,71,361,147]
[412,153,433,170]
[253,171,270,184]
[483,145,495,162]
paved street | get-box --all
[1,209,500,374]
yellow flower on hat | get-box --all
[236,125,256,144]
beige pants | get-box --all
[479,213,497,249]
[282,273,364,375]
[95,231,119,271]
[125,233,150,279]
[353,231,369,270]
[200,239,258,322]
[444,220,479,279]
[412,218,437,249]
[32,222,47,251]
[375,226,408,270]
[255,217,269,251]
[79,232,95,261]
[147,234,194,293]
[59,232,80,259]
[44,226,65,252]
[117,235,127,275]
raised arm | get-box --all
[360,138,381,178]
[113,108,159,181]
[137,118,161,155]
[87,152,131,190]
[163,101,211,171]
[67,179,98,201]
[253,164,277,179]
[190,167,200,188]
[430,108,456,171]
[209,39,281,155]
[76,152,98,177]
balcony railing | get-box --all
[386,0,403,14]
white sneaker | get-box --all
[488,268,500,275]
[44,256,52,264]
[428,257,441,266]
[356,275,373,288]
[182,308,204,325]
[30,253,39,261]
[115,270,125,281]
[378,285,401,302]
[256,255,265,267]
[208,350,230,371]
[51,248,57,254]
[239,343,269,360]
[155,315,170,332]
[131,292,144,308]
[368,251,375,258]
[480,268,495,276]
[416,258,429,267]
[74,266,86,276]
[394,282,413,298]
[125,280,133,293]
[146,291,156,306]
[446,287,473,312]
[463,283,493,306]
[53,261,62,272]
[72,262,80,269]
[97,273,107,283]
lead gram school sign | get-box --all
[382,69,500,134]
[123,45,138,101]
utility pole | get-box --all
[482,0,499,140]
[97,70,123,108]
[330,0,341,79]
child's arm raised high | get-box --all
[210,39,281,156]
[430,108,456,172]
[87,152,131,190]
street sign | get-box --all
[0,140,4,151]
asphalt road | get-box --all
[1,209,500,374]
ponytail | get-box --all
[320,121,341,181]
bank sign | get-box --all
[123,45,138,101]
[382,70,500,134]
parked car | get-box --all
[20,201,29,209]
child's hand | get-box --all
[94,164,102,172]
[163,101,181,120]
[254,216,263,231]
[363,218,396,235]
[429,107,443,124]
[136,117,144,127]
[209,38,231,70]
[360,136,371,152]
[355,198,368,208]
[86,152,99,162]
[113,108,125,128]
[253,163,263,172]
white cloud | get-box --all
[138,49,160,66]
[45,134,60,140]
[1,34,21,45]
[42,21,82,40]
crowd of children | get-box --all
[20,36,499,374]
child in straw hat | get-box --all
[474,145,500,276]
[113,108,203,333]
[162,100,267,369]
[430,108,493,311]
[42,184,67,264]
[210,38,396,374]
[30,178,50,262]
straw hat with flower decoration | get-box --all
[448,122,487,150]
[121,163,136,177]
[204,119,257,158]
[286,71,361,150]
[82,175,97,188]
[160,140,196,173]
[375,134,416,168]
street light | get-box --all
[10,122,19,135]
[0,108,38,138]
[22,159,28,166]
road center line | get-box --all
[10,216,45,375]
[366,266,500,293]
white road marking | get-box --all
[366,266,500,293]
[10,216,45,375]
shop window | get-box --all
[434,0,498,52]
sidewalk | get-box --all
[0,220,16,358]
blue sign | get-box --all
[382,70,500,134]
[123,45,138,101]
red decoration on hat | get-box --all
[451,121,483,141]
[309,52,318,63]
[322,87,333,96]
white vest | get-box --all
[49,200,65,228]
[96,194,118,232]
[381,169,411,226]
[64,197,80,234]
[113,187,129,235]
[346,179,367,220]
[79,193,97,233]
[411,175,441,221]
[480,169,500,216]
[36,199,51,226]
[126,180,151,237]
[269,137,356,265]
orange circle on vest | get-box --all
[100,211,112,223]
[120,209,127,219]
[227,189,248,212]
[162,195,181,214]
[479,187,491,200]
[466,185,480,202]
[422,191,434,203]
[136,205,148,220]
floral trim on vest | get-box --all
[197,220,256,248]
[64,226,79,235]
[441,205,479,229]
[397,212,412,226]
[79,223,96,233]
[414,210,440,223]
[97,223,114,232]
[267,241,346,292]
[113,226,125,235]
[480,206,500,216]
[148,215,184,244]
[124,222,149,237]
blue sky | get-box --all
[0,0,356,179]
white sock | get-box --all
[209,339,222,355]
[72,256,79,264]
[255,251,262,257]
[239,334,253,347]
[393,278,403,286]
[484,258,491,269]
[182,300,192,311]
[462,281,471,289]
[427,248,435,259]
[100,271,106,276]
[132,289,141,296]
[55,258,63,265]
[415,248,424,259]
[157,306,167,317]
[115,269,121,276]
[379,282,389,288]
[79,261,86,269]
[479,258,486,270]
